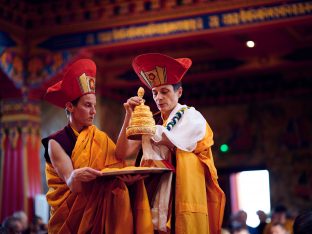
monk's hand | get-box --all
[117,174,148,186]
[67,167,102,193]
[124,96,142,116]
[152,133,176,152]
[71,167,102,182]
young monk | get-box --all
[42,59,152,234]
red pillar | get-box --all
[0,99,42,223]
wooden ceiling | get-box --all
[91,17,312,106]
[0,0,311,106]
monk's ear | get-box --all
[177,87,183,98]
[65,102,74,113]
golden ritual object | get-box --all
[126,87,156,140]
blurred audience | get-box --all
[29,216,47,234]
[293,210,312,234]
[232,225,251,234]
[1,212,47,234]
[0,226,8,234]
[256,210,268,234]
[269,222,288,234]
[12,212,29,234]
[2,216,23,234]
[263,205,294,234]
[230,210,257,234]
[222,227,231,234]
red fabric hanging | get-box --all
[26,132,42,220]
[1,131,25,222]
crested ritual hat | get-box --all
[44,59,96,108]
[132,53,192,89]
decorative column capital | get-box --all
[0,99,41,129]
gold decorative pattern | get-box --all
[126,126,157,140]
[78,73,96,94]
[140,66,167,88]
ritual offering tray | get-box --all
[100,166,171,177]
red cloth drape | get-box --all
[26,133,42,220]
[0,129,42,223]
[1,131,25,222]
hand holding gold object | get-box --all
[126,87,156,140]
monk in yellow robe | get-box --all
[116,53,226,234]
[42,59,153,234]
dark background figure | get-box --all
[12,211,29,234]
[256,210,268,234]
[0,226,9,234]
[29,216,47,234]
[230,210,257,234]
[2,216,23,234]
[293,210,312,234]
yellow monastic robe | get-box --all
[175,123,226,234]
[45,125,153,234]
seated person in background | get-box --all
[12,211,29,234]
[2,216,23,234]
[269,223,288,234]
[232,227,251,234]
[221,227,231,234]
[256,210,268,234]
[42,59,152,234]
[30,215,47,234]
[264,205,294,234]
[230,210,257,234]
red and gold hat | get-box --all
[44,59,96,108]
[132,53,192,89]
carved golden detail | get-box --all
[126,87,156,140]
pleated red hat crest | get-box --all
[132,53,192,89]
[44,59,96,108]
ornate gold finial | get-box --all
[138,87,145,105]
[137,87,144,98]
